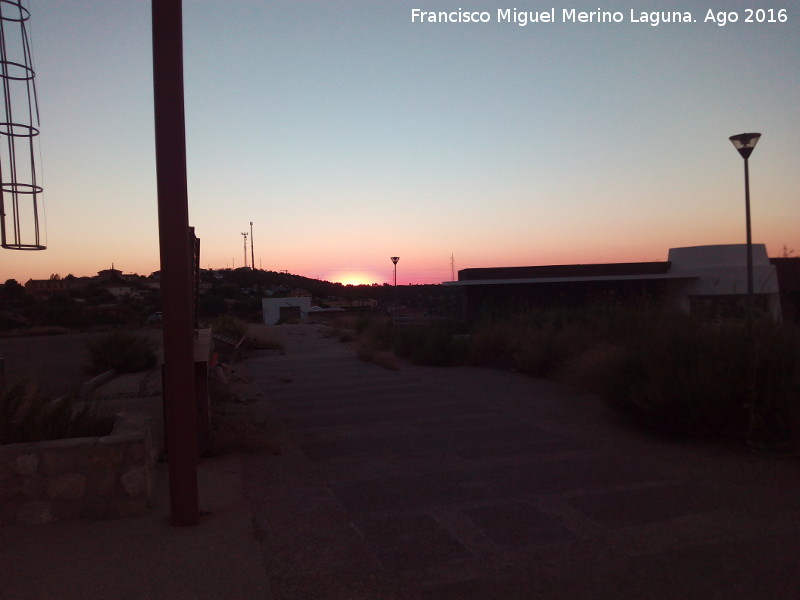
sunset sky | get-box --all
[2,0,798,285]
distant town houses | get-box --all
[23,267,159,300]
[5,248,799,332]
[23,276,82,296]
[3,266,404,332]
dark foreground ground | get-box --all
[241,325,800,600]
[2,323,799,599]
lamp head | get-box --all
[729,132,761,160]
[390,256,400,265]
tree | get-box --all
[1,279,25,301]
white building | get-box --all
[666,244,781,318]
[262,296,312,325]
[447,244,783,320]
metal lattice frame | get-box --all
[0,0,45,250]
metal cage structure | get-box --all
[0,0,45,250]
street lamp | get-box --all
[390,256,399,316]
[729,132,761,319]
[390,256,400,286]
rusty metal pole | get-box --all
[151,0,198,526]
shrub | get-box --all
[0,382,113,444]
[86,330,158,374]
[468,310,590,377]
[599,313,800,442]
[468,321,518,370]
[393,322,468,366]
[211,314,247,341]
[465,306,800,444]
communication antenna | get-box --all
[241,231,248,268]
[450,253,455,281]
[0,0,46,250]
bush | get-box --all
[86,331,158,374]
[0,382,113,444]
[466,306,800,444]
[596,313,800,442]
[211,314,247,341]
[393,322,468,366]
[468,310,590,377]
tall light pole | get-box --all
[729,132,761,320]
[250,221,255,271]
[391,256,400,287]
[390,256,399,315]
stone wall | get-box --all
[0,414,157,524]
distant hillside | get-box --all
[202,268,390,300]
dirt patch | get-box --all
[205,417,281,457]
[207,361,283,457]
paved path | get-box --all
[242,324,800,600]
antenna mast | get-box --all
[241,231,248,268]
[450,253,455,281]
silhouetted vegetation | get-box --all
[599,314,800,445]
[0,382,113,444]
[85,331,158,374]
[211,314,247,341]
[350,307,800,446]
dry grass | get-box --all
[355,340,401,370]
[554,342,628,393]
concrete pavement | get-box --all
[0,452,271,600]
[242,324,800,599]
[3,322,800,599]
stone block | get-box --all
[40,449,76,475]
[1,413,156,523]
[0,460,13,481]
[14,453,38,476]
[120,466,148,498]
[90,442,125,467]
[128,440,147,463]
[77,496,112,520]
[90,468,118,497]
[22,475,46,497]
[0,477,22,501]
[17,500,55,524]
[47,474,87,501]
[112,497,149,518]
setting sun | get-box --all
[329,272,383,286]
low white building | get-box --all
[666,244,781,318]
[447,244,783,320]
[262,296,312,325]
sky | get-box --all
[1,0,798,285]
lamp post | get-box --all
[729,132,761,320]
[250,221,255,270]
[390,256,399,316]
[391,256,400,286]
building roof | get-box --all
[447,261,692,287]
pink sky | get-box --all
[2,2,798,286]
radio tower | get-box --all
[450,253,456,281]
[241,231,248,269]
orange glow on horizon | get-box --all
[328,271,384,286]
